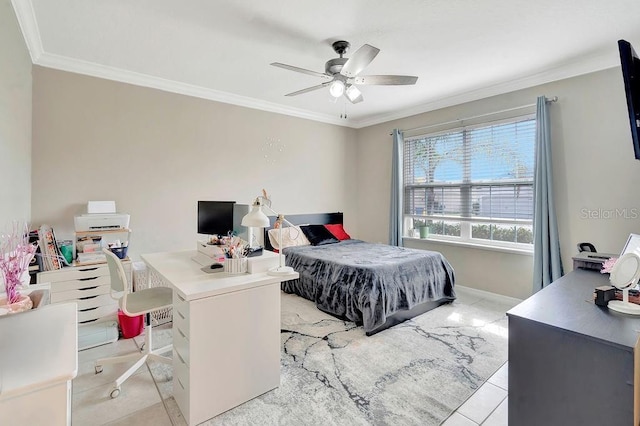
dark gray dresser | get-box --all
[507,269,639,426]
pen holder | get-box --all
[224,258,247,275]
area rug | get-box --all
[180,292,510,426]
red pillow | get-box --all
[324,224,351,241]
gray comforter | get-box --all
[282,240,455,333]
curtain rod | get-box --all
[390,96,558,136]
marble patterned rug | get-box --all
[156,292,510,426]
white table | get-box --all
[141,250,298,426]
[0,302,78,425]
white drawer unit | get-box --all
[172,293,191,366]
[142,250,298,425]
[170,283,281,425]
[37,261,132,350]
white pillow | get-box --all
[268,226,310,250]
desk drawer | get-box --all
[50,284,111,303]
[49,275,111,293]
[174,347,190,383]
[173,292,189,314]
[173,327,190,367]
[37,262,131,284]
[38,265,109,282]
[75,293,115,311]
[78,303,117,323]
[173,294,190,338]
[173,306,190,339]
[173,348,190,418]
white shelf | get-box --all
[74,228,130,265]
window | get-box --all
[403,114,536,249]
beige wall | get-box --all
[0,0,32,226]
[31,67,357,258]
[356,68,640,299]
[27,48,640,299]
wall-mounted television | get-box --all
[197,201,235,236]
[618,39,640,160]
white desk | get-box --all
[141,250,298,426]
[0,302,78,425]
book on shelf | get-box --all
[28,229,44,274]
[38,224,64,271]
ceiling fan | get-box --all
[271,40,418,104]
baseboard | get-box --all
[456,285,523,305]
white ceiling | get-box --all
[12,0,640,128]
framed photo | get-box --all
[621,233,640,257]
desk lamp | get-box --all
[608,252,640,315]
[241,194,295,276]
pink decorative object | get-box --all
[0,294,33,313]
[601,257,618,274]
[0,223,37,305]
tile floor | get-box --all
[73,323,180,425]
[72,288,514,425]
[439,286,512,426]
[441,362,508,426]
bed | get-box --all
[264,212,456,335]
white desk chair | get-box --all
[95,248,173,398]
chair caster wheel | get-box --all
[140,343,145,352]
[110,387,121,399]
[95,365,103,374]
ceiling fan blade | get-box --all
[340,44,380,77]
[285,81,332,97]
[354,75,418,85]
[271,63,331,80]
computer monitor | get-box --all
[232,203,249,242]
[197,201,235,236]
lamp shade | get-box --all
[241,204,270,228]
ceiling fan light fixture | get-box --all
[271,40,418,103]
[345,84,361,102]
[329,80,345,98]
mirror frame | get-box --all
[610,252,640,290]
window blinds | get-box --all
[403,115,536,224]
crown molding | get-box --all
[35,52,355,127]
[350,51,617,129]
[11,0,618,131]
[32,48,617,130]
[12,0,353,126]
[11,0,43,62]
[29,48,617,132]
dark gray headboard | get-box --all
[263,212,343,251]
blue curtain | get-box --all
[533,96,563,291]
[389,129,404,246]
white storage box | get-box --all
[247,250,280,274]
[196,241,225,262]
